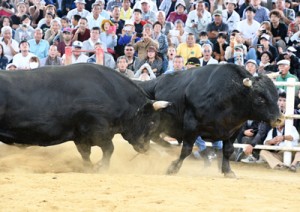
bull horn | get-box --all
[153,101,171,111]
[243,78,252,87]
[266,71,281,79]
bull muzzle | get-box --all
[270,113,285,127]
[133,141,150,154]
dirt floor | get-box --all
[0,135,299,212]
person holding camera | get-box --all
[14,14,35,43]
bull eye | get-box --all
[150,121,155,126]
[257,97,266,104]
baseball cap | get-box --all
[245,59,258,67]
[72,41,83,48]
[213,10,222,17]
[260,33,270,40]
[277,59,290,66]
[74,0,86,4]
[63,27,72,33]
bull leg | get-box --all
[222,139,236,178]
[74,142,92,167]
[166,141,194,175]
[95,140,114,171]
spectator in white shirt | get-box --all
[86,3,105,30]
[67,0,91,20]
[0,26,19,62]
[12,40,37,69]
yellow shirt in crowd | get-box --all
[176,43,202,64]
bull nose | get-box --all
[271,113,285,127]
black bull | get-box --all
[0,64,169,169]
[137,64,283,177]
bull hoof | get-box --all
[224,171,237,178]
[166,167,177,175]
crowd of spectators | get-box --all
[1,0,300,171]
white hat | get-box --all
[6,63,17,70]
[277,59,290,66]
[260,33,270,40]
[287,46,297,52]
[72,41,83,48]
[140,0,149,4]
[124,19,134,26]
[245,59,258,67]
[175,0,186,9]
[226,0,237,5]
[74,0,86,4]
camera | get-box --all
[22,24,27,28]
[261,29,266,33]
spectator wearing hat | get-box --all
[200,43,218,66]
[131,23,159,60]
[269,10,287,50]
[166,0,187,24]
[185,1,212,38]
[207,9,229,44]
[10,1,28,30]
[86,3,105,30]
[12,40,37,69]
[57,27,73,56]
[72,17,90,42]
[276,47,300,78]
[62,40,89,64]
[159,0,177,18]
[152,21,168,58]
[236,6,260,46]
[242,0,270,23]
[177,33,202,64]
[115,56,134,78]
[28,28,50,60]
[276,59,299,92]
[0,26,19,62]
[43,45,62,66]
[275,0,295,25]
[139,0,157,24]
[222,0,240,34]
[100,19,117,55]
[66,0,91,20]
[14,15,35,43]
[6,63,17,70]
[213,33,228,62]
[246,59,259,76]
[185,57,200,69]
[120,0,133,21]
[134,45,163,76]
[106,0,123,12]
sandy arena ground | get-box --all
[0,135,299,211]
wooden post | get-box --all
[65,46,72,65]
[95,47,104,65]
[283,78,296,166]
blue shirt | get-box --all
[242,6,269,23]
[28,39,49,59]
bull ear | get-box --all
[243,78,252,87]
[153,101,171,111]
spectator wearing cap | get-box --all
[118,20,139,49]
[10,1,28,30]
[28,28,50,59]
[159,0,177,18]
[86,3,105,30]
[251,21,273,46]
[236,6,260,46]
[139,0,157,24]
[166,0,187,24]
[276,46,300,78]
[12,40,37,69]
[6,63,17,70]
[115,56,135,78]
[227,45,247,65]
[106,0,122,12]
[276,59,299,92]
[245,59,258,76]
[87,42,116,69]
[185,1,212,38]
[200,43,218,66]
[133,0,158,14]
[62,41,89,64]
[66,0,91,20]
[213,33,228,62]
[57,27,73,56]
[82,27,105,56]
[44,19,63,45]
[177,33,202,64]
[185,57,200,69]
[222,0,240,34]
[132,8,147,34]
[0,26,19,62]
[242,0,270,23]
[14,15,35,43]
[152,21,168,58]
[206,9,229,44]
[275,0,295,25]
[44,45,62,66]
[269,10,287,50]
[72,17,90,42]
[120,0,133,21]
